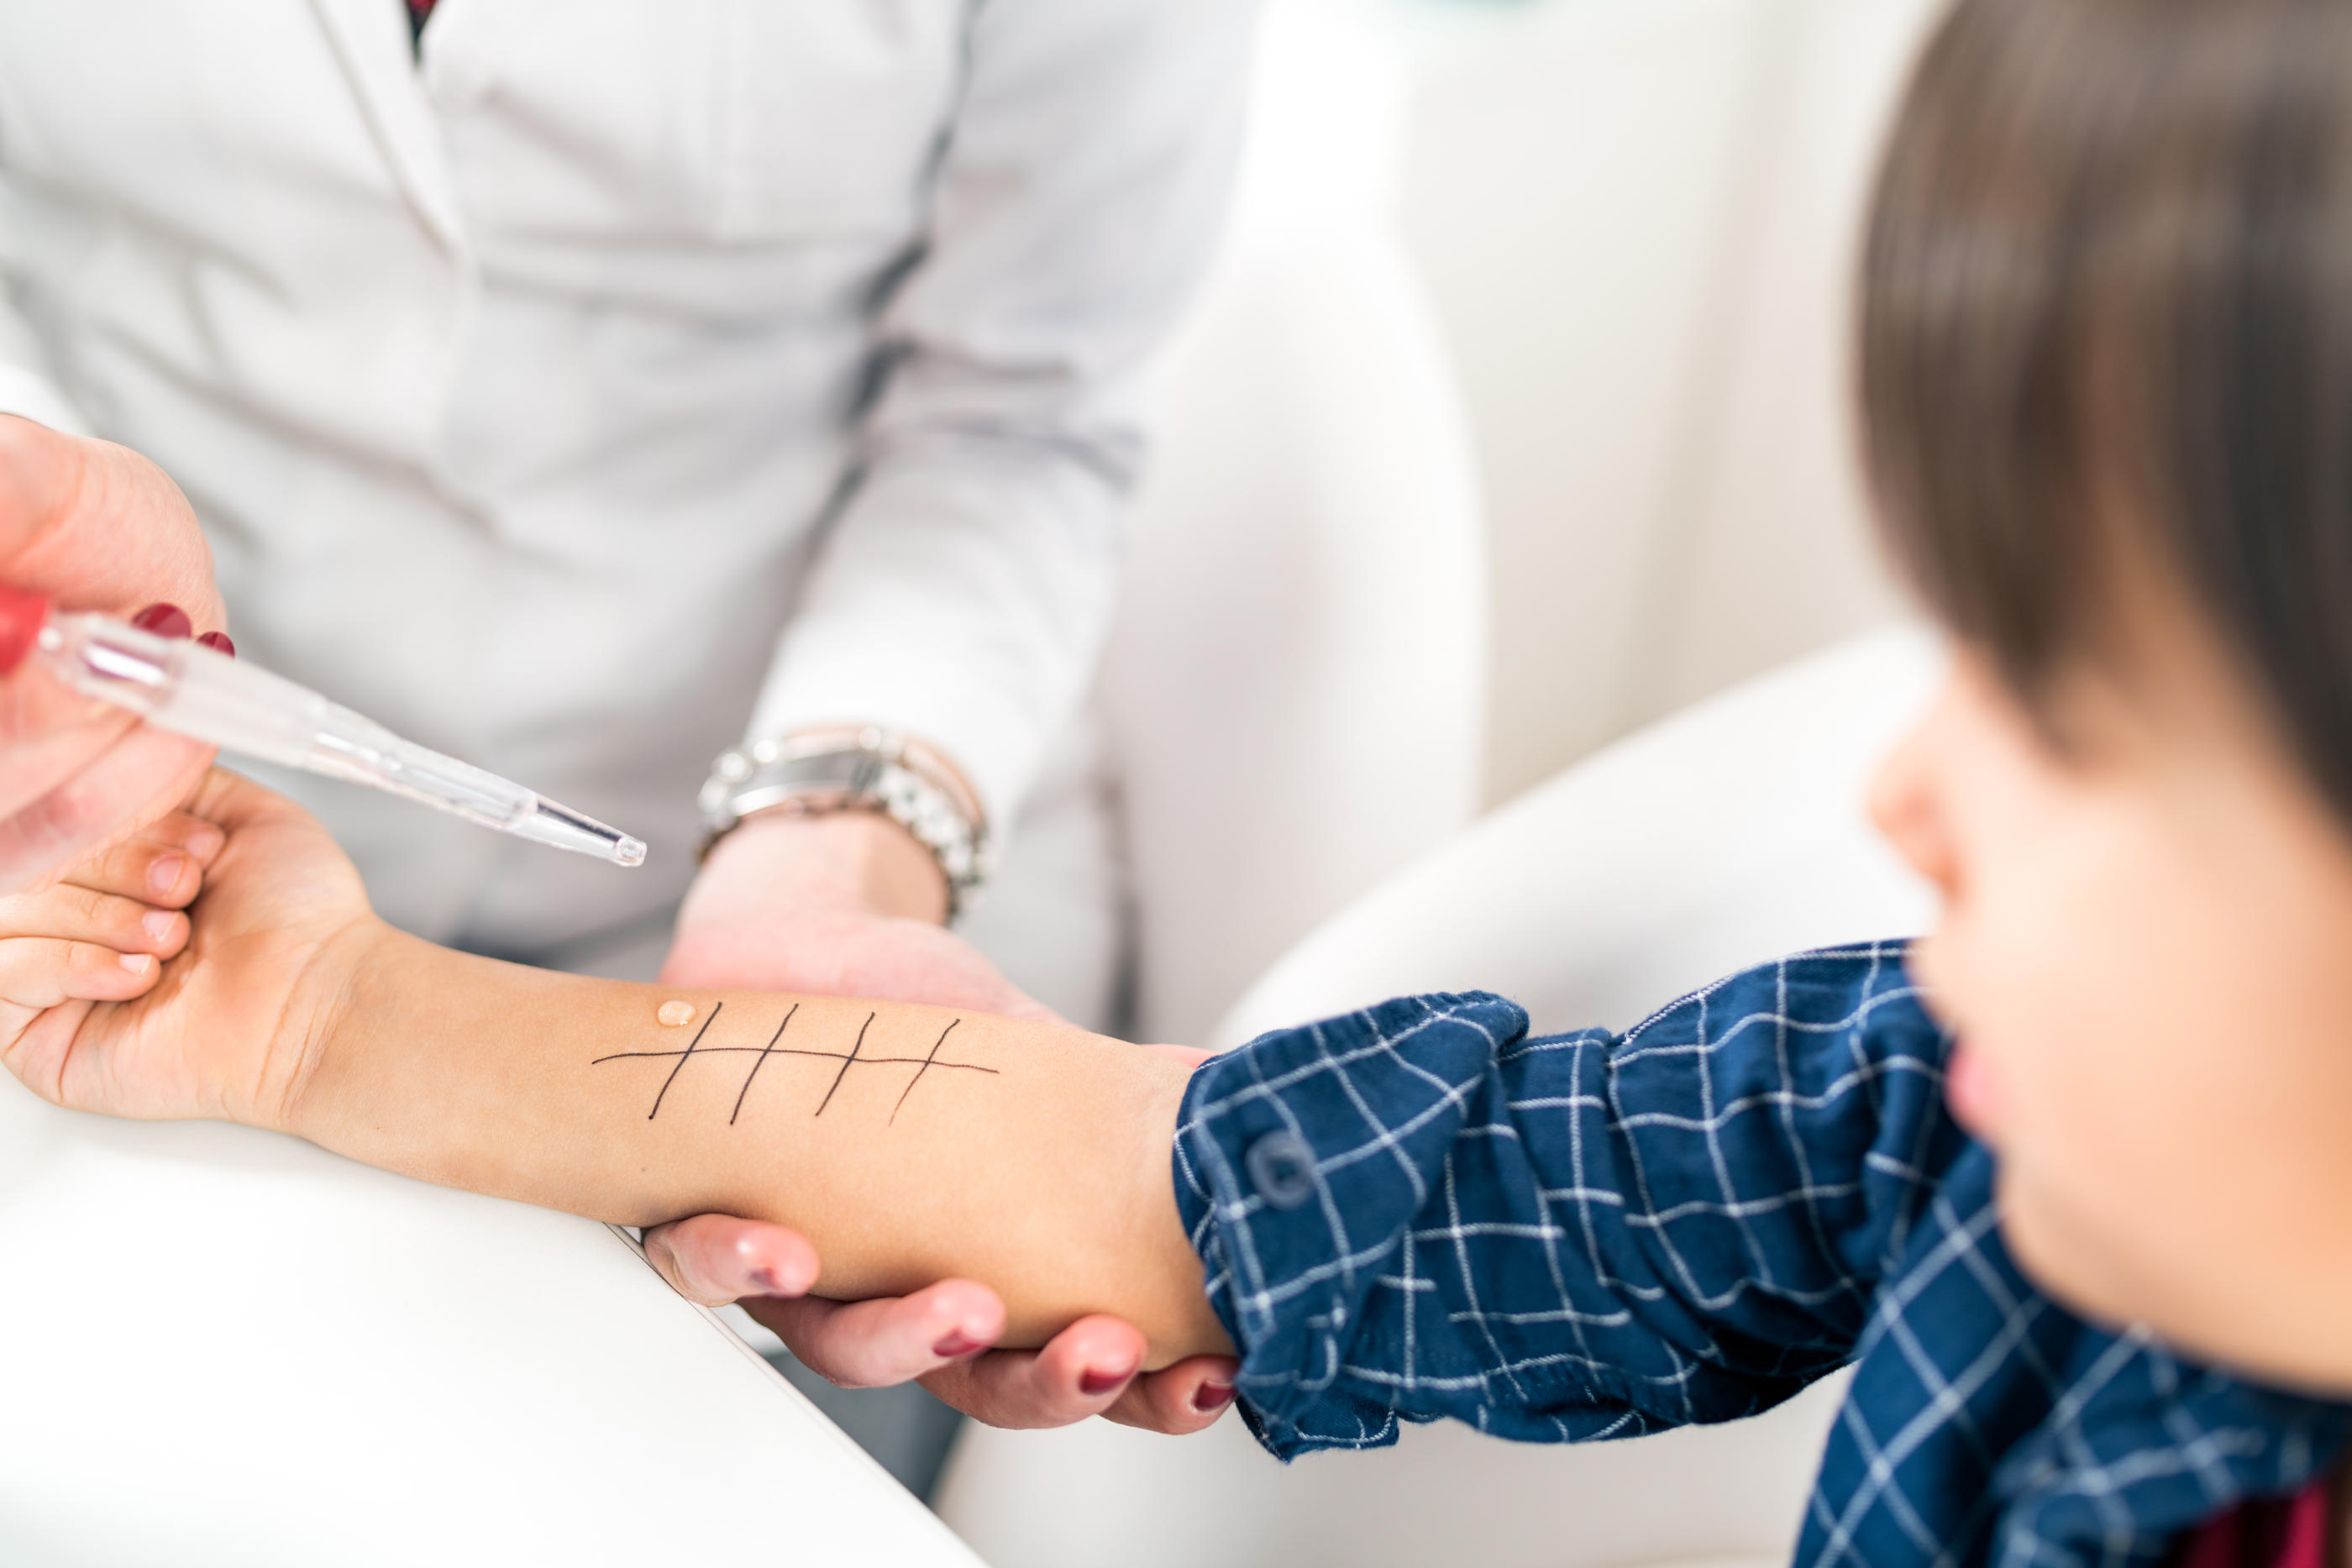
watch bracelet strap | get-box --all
[697,731,992,905]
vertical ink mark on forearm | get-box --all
[647,1001,721,1121]
[593,1008,995,1125]
[890,1018,961,1126]
[812,1012,874,1119]
[731,1004,798,1126]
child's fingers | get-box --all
[69,811,224,908]
[0,880,192,959]
[0,935,162,1012]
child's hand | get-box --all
[0,768,379,1128]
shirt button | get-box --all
[1245,1131,1318,1210]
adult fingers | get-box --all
[643,1214,820,1307]
[677,1225,1235,1432]
[0,418,223,629]
[0,595,218,833]
[0,724,217,895]
[0,674,138,814]
[744,1281,1005,1390]
[914,1314,1149,1430]
[1098,1355,1242,1434]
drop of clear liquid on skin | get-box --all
[657,1000,696,1028]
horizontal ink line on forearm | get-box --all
[591,1005,995,1126]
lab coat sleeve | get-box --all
[744,0,1259,828]
[1171,943,1972,1458]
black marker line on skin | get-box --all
[591,1014,996,1127]
[591,1046,992,1073]
[732,1004,799,1126]
[891,1019,962,1127]
[646,1002,722,1121]
[814,1013,874,1119]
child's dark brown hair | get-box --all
[1864,0,2352,817]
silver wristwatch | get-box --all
[696,728,992,910]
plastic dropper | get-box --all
[0,588,645,868]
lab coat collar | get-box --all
[307,0,468,254]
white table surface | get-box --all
[0,1072,981,1567]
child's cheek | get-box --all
[1902,932,2003,1141]
[1943,1041,2005,1143]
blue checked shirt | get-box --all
[1171,943,2352,1567]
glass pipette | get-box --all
[24,606,646,868]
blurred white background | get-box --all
[1086,0,1942,1051]
[1396,0,1931,802]
[939,0,1951,1563]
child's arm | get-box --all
[301,932,1225,1357]
[0,771,1227,1366]
[1170,948,1971,1455]
[2,770,1969,1454]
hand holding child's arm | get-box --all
[0,772,1231,1369]
[299,935,1222,1356]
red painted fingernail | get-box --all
[932,1333,988,1360]
[1193,1382,1236,1413]
[197,631,235,658]
[131,603,193,640]
[1079,1366,1135,1397]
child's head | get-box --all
[1859,0,2352,1389]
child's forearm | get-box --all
[286,925,1229,1366]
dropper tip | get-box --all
[516,799,650,868]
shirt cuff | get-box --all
[1170,991,1531,1460]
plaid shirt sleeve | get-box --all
[1172,942,1968,1458]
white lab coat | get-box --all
[0,0,1252,962]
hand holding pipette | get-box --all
[0,418,231,894]
[2,587,644,869]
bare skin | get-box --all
[0,416,224,894]
[656,807,1241,1428]
[0,771,1233,1369]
